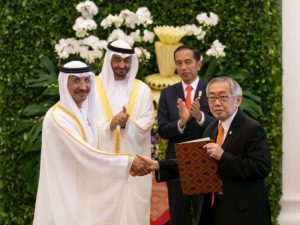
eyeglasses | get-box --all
[70,77,91,85]
[207,94,236,103]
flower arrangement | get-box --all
[143,13,226,95]
[152,12,224,51]
[55,0,155,66]
[55,0,226,72]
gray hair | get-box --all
[206,76,243,96]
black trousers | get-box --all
[198,193,223,225]
[167,179,204,225]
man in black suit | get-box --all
[157,45,213,225]
[142,76,272,225]
[199,76,272,225]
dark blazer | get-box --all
[158,80,213,160]
[156,109,272,225]
[157,79,213,225]
[201,109,272,225]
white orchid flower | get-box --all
[76,0,98,19]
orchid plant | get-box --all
[55,0,155,68]
[54,0,226,74]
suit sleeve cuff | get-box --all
[196,111,205,126]
[177,120,185,134]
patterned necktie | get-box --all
[216,123,224,146]
[185,85,193,110]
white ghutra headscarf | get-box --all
[100,40,139,101]
[58,61,97,146]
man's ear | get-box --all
[197,61,202,71]
[236,95,243,107]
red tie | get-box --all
[216,123,224,146]
[185,85,193,110]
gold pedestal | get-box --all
[145,73,181,109]
[145,41,182,108]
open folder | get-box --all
[175,137,222,195]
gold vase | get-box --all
[155,41,181,76]
[145,41,182,109]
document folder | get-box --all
[175,138,222,195]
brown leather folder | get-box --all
[175,138,222,195]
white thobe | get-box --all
[95,77,155,225]
[33,104,133,225]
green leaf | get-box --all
[241,97,263,118]
[22,151,40,195]
[41,56,57,75]
[20,121,42,153]
[27,76,57,87]
[21,104,48,116]
[243,90,261,102]
[204,57,218,79]
[226,68,250,81]
[40,85,59,97]
[14,119,35,134]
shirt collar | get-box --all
[182,76,199,91]
[219,109,238,133]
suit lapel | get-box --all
[210,120,219,141]
[194,79,204,101]
[177,79,204,101]
[222,109,242,149]
[176,82,185,100]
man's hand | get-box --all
[204,142,224,161]
[130,156,151,176]
[177,98,190,128]
[110,107,129,131]
[190,100,202,121]
[110,116,120,131]
[137,155,159,171]
[119,107,129,128]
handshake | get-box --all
[129,155,159,176]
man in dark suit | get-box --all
[199,76,272,225]
[142,76,272,225]
[157,45,213,225]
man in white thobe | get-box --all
[94,40,154,225]
[33,61,149,225]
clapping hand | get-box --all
[177,98,190,128]
[118,107,129,128]
[190,99,202,122]
[110,107,129,131]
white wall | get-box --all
[279,0,300,224]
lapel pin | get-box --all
[229,131,232,135]
[197,91,202,100]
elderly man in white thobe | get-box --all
[33,61,150,225]
[94,40,155,225]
